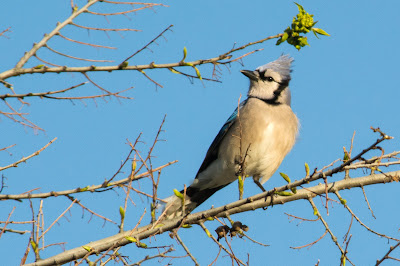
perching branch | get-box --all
[24,170,400,266]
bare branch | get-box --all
[121,24,173,64]
[56,33,117,49]
[69,22,140,32]
[0,160,178,200]
[175,234,199,266]
[0,82,87,100]
[0,138,57,172]
[376,241,400,265]
[0,207,16,239]
[86,3,166,16]
[0,27,11,38]
[24,171,400,266]
[44,44,113,62]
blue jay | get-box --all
[163,55,299,218]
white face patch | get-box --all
[257,69,283,84]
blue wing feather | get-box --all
[196,100,246,175]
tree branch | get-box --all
[25,170,400,266]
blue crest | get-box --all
[256,55,293,81]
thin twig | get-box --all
[0,207,16,239]
[175,234,199,266]
[198,222,246,266]
[334,190,398,241]
[308,198,354,266]
[121,25,173,64]
[56,33,116,49]
[0,160,178,200]
[290,230,328,250]
[361,185,376,219]
[0,82,87,100]
[376,241,400,266]
[0,138,57,172]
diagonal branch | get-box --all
[0,82,87,100]
[14,0,100,69]
[0,138,57,172]
[0,160,177,200]
[24,170,400,266]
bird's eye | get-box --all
[266,76,274,82]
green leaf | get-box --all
[204,228,212,237]
[305,163,310,177]
[31,241,38,252]
[125,236,137,243]
[182,46,187,61]
[193,66,202,80]
[173,189,183,199]
[182,224,192,228]
[294,2,305,13]
[238,175,244,199]
[275,191,294,196]
[82,246,92,252]
[169,68,180,74]
[281,31,289,42]
[138,242,147,248]
[33,64,44,69]
[280,172,291,183]
[119,206,125,220]
[340,198,347,205]
[131,160,136,172]
[312,28,330,36]
[79,186,89,192]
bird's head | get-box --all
[241,55,294,105]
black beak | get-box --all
[240,70,258,81]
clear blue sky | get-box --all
[1,0,400,265]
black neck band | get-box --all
[248,96,281,105]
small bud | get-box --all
[131,159,136,173]
[79,186,89,192]
[305,163,310,177]
[82,246,92,252]
[169,67,180,74]
[340,198,347,205]
[138,242,147,248]
[119,206,125,220]
[193,66,202,80]
[275,191,294,196]
[120,61,129,68]
[173,189,184,199]
[182,224,192,228]
[204,228,212,238]
[31,241,38,252]
[155,223,164,228]
[312,28,330,36]
[182,46,187,61]
[280,172,291,183]
[125,236,137,243]
[281,31,289,42]
[33,64,44,69]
